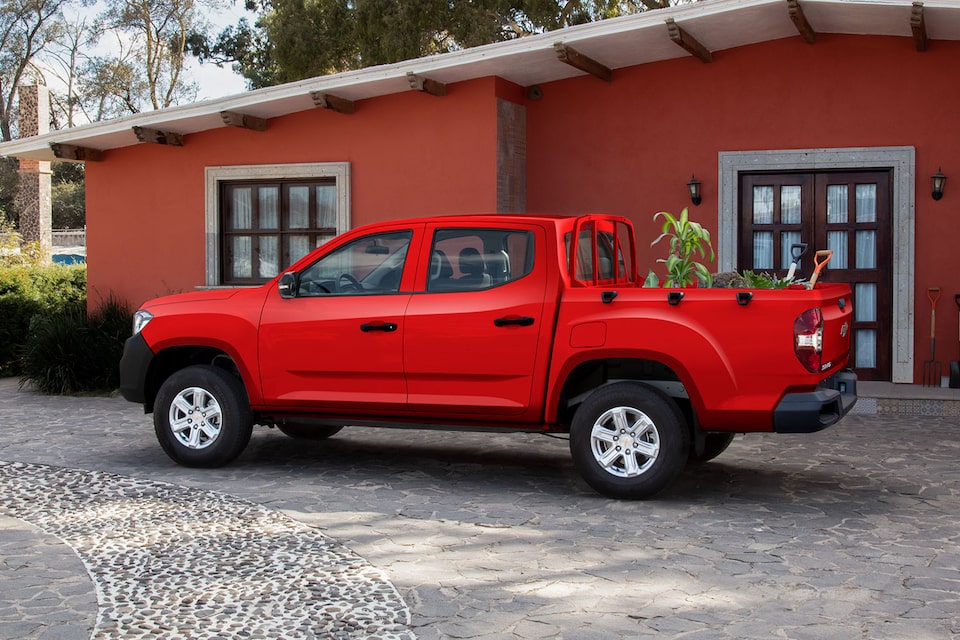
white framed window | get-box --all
[205,163,350,286]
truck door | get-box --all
[258,227,418,411]
[403,223,549,419]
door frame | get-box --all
[719,147,915,383]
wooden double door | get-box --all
[738,171,892,381]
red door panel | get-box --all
[404,224,549,418]
[259,293,410,411]
[258,227,417,412]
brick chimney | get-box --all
[15,84,52,258]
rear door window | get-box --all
[427,228,535,292]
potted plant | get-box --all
[647,208,715,288]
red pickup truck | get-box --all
[120,214,857,498]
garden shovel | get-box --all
[806,250,832,288]
[950,294,960,388]
[786,243,808,282]
[923,287,941,387]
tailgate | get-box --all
[811,283,854,374]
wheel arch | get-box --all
[552,357,698,434]
[145,346,250,413]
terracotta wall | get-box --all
[84,77,504,308]
[526,34,960,382]
[86,34,960,382]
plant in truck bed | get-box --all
[647,208,715,288]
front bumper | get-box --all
[119,333,154,405]
[773,370,858,434]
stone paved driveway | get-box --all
[1,377,959,639]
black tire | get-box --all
[153,365,253,468]
[570,382,689,499]
[689,433,736,464]
[277,422,344,440]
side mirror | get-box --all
[277,272,299,299]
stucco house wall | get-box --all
[85,77,509,304]
[3,1,958,384]
[526,34,959,382]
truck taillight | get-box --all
[794,308,823,373]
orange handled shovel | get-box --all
[806,250,833,288]
[923,287,941,386]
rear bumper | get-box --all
[773,370,858,434]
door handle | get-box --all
[360,322,398,332]
[494,316,534,327]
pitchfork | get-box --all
[923,287,942,386]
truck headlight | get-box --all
[132,310,154,335]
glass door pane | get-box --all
[740,171,892,380]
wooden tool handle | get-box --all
[928,288,941,339]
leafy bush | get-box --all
[0,224,46,268]
[52,161,85,229]
[0,263,87,376]
[19,295,133,394]
[740,270,801,289]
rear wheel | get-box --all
[570,382,688,499]
[154,365,253,467]
[689,433,736,464]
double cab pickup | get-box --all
[120,214,857,498]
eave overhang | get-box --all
[3,0,959,161]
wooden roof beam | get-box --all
[666,18,712,63]
[911,2,928,52]
[132,126,183,146]
[787,0,816,43]
[554,43,612,81]
[310,91,355,114]
[406,72,446,96]
[50,143,103,162]
[220,110,268,131]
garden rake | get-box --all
[923,287,942,386]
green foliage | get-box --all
[0,157,18,227]
[19,295,133,394]
[196,0,653,88]
[0,263,86,376]
[0,224,47,267]
[650,207,715,288]
[52,161,85,228]
[740,270,803,289]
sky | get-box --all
[187,51,249,101]
[53,0,251,114]
[182,0,250,101]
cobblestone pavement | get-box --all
[1,376,959,639]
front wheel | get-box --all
[570,382,689,499]
[154,365,253,467]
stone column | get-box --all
[15,84,52,258]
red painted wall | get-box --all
[86,34,960,382]
[527,34,960,382]
[84,77,502,307]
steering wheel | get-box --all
[338,273,362,292]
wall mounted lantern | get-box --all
[932,168,946,201]
[687,175,702,206]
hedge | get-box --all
[19,295,132,394]
[0,264,87,377]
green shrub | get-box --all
[0,264,87,376]
[19,295,133,394]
